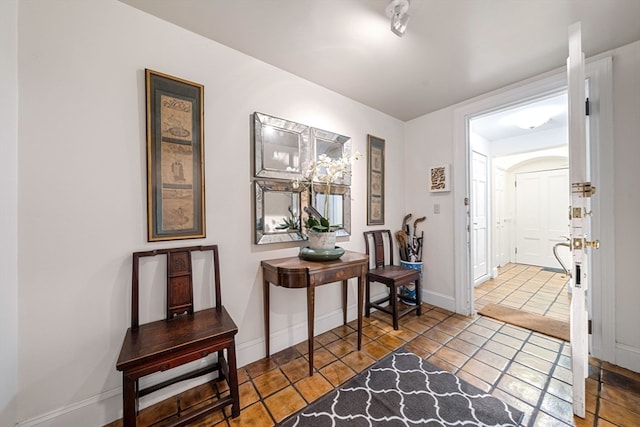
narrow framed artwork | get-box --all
[429,164,450,192]
[367,134,385,225]
[146,69,205,241]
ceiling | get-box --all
[471,91,568,142]
[120,0,640,123]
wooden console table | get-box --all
[261,251,368,376]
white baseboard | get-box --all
[17,305,359,427]
[423,289,456,312]
[615,343,640,373]
[18,293,456,427]
[16,388,121,427]
[238,303,361,367]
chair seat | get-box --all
[367,265,420,286]
[117,307,237,373]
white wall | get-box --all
[16,1,406,425]
[404,109,456,310]
[611,40,640,370]
[0,1,18,426]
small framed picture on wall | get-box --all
[429,164,450,192]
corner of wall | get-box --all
[0,0,19,426]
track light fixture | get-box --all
[385,0,410,37]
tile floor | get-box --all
[106,264,640,427]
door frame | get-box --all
[452,57,614,362]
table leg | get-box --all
[307,285,315,376]
[357,274,363,350]
[264,280,270,357]
[416,278,422,315]
[122,373,136,427]
[342,280,348,325]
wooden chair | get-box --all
[116,245,240,427]
[363,230,422,330]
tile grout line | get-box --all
[482,323,533,424]
[592,359,602,427]
[524,337,570,426]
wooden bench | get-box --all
[116,245,240,426]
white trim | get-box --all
[258,304,359,358]
[17,388,121,427]
[17,304,359,426]
[453,69,568,316]
[585,56,615,363]
[615,343,640,373]
[422,289,456,312]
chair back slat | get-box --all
[364,230,394,268]
[130,244,220,329]
[167,249,194,318]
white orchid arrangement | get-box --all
[294,151,361,232]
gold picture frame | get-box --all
[145,69,205,241]
[367,134,385,225]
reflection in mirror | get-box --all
[254,112,309,180]
[311,127,352,185]
[255,180,309,244]
[311,184,351,237]
[264,191,298,233]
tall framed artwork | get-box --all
[145,69,205,241]
[367,134,385,225]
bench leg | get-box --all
[392,285,399,330]
[226,345,240,418]
[416,278,422,315]
[122,373,137,427]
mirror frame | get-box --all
[254,179,309,245]
[309,183,351,237]
[310,127,352,186]
[254,112,309,180]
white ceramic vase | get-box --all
[307,231,337,250]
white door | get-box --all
[514,168,570,268]
[568,22,593,419]
[472,151,489,284]
[514,172,542,266]
[494,168,509,267]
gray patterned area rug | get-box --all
[279,350,524,426]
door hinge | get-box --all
[586,98,590,116]
[588,319,593,334]
[515,247,518,254]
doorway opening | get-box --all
[468,91,571,320]
[453,56,614,364]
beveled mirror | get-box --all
[311,127,352,185]
[310,183,351,237]
[255,180,309,244]
[254,112,309,180]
